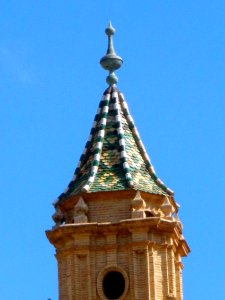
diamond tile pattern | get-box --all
[56,86,173,204]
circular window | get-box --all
[97,266,129,300]
[103,271,125,299]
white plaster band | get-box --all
[105,94,110,100]
[88,176,94,183]
[100,118,106,125]
[91,165,98,173]
[119,139,125,146]
[125,173,132,179]
[82,185,89,192]
[94,153,100,161]
[121,150,126,157]
[98,130,104,138]
[115,115,120,122]
[96,142,103,149]
[117,128,123,135]
[123,162,129,169]
[102,106,109,113]
[112,91,118,98]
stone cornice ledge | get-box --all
[46,217,184,244]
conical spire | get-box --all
[54,25,174,206]
[100,22,123,85]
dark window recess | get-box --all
[145,211,154,217]
[103,271,125,299]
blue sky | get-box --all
[1,1,225,299]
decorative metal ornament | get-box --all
[100,22,123,85]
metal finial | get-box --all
[100,23,123,85]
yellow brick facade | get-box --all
[46,190,189,300]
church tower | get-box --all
[46,24,190,300]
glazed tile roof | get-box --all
[55,85,174,205]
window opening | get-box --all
[103,271,125,299]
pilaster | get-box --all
[175,257,184,300]
[106,234,117,265]
[148,242,156,300]
[132,231,151,300]
[73,233,92,299]
[167,245,177,299]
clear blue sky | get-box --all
[1,1,225,299]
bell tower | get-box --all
[46,24,190,300]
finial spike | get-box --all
[100,23,123,86]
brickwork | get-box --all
[46,191,189,300]
[88,197,131,223]
[49,231,186,300]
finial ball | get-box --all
[105,23,115,36]
[106,72,118,85]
